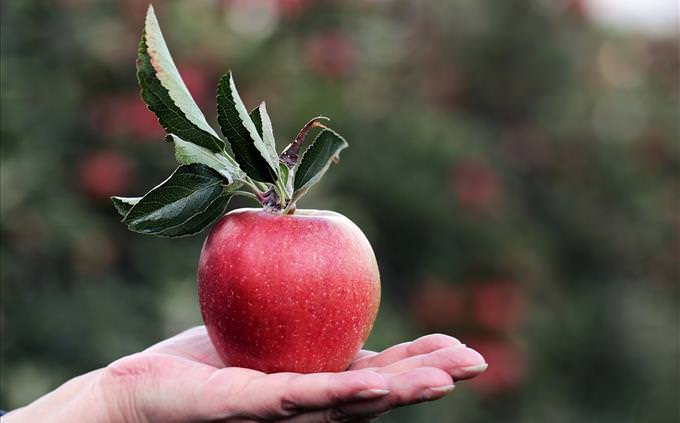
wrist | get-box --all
[4,369,120,423]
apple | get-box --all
[471,280,526,333]
[115,9,375,374]
[451,159,502,214]
[198,208,381,373]
[277,0,313,18]
[305,32,356,78]
[411,280,464,329]
[468,338,525,395]
[79,150,135,199]
[90,94,164,142]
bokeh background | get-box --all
[1,0,678,421]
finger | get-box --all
[340,367,454,417]
[376,345,487,380]
[281,411,378,423]
[349,334,461,370]
[353,350,378,362]
[208,368,390,420]
[282,367,454,422]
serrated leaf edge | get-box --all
[293,127,349,193]
[153,193,232,238]
[140,6,224,152]
[167,134,243,182]
[123,164,225,230]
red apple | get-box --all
[277,0,312,18]
[90,94,164,141]
[305,32,356,78]
[468,338,525,395]
[79,150,135,199]
[198,208,381,373]
[411,280,464,329]
[472,280,526,333]
[451,159,502,214]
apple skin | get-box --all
[198,208,381,373]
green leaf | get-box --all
[280,116,330,168]
[123,163,227,236]
[293,128,348,192]
[279,162,290,187]
[111,196,141,218]
[166,134,244,183]
[156,194,231,238]
[250,102,277,155]
[249,105,263,138]
[217,71,278,182]
[137,5,224,152]
[257,102,277,158]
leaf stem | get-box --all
[231,190,260,202]
[279,116,330,168]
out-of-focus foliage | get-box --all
[1,1,677,421]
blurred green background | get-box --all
[1,0,678,421]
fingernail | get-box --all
[460,363,488,373]
[451,362,488,380]
[354,388,390,399]
[429,384,455,393]
[421,384,455,400]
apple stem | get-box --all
[240,118,335,214]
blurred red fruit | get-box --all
[178,63,213,109]
[91,94,164,141]
[566,0,588,19]
[305,32,356,78]
[79,151,135,199]
[412,281,464,329]
[468,338,525,394]
[422,61,463,109]
[120,0,165,25]
[634,129,674,171]
[472,280,527,332]
[277,0,312,17]
[451,159,502,213]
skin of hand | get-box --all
[4,326,487,422]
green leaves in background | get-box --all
[293,128,348,193]
[137,6,224,152]
[217,71,278,182]
[167,134,244,183]
[118,163,231,237]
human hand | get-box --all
[6,326,487,422]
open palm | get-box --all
[102,326,487,422]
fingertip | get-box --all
[422,345,486,380]
[454,362,489,380]
[414,333,462,350]
[421,384,455,401]
[390,366,454,391]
